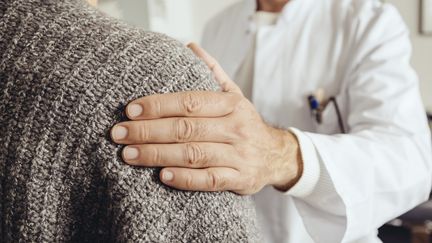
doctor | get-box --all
[111,0,432,242]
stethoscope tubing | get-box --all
[308,95,346,134]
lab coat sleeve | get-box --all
[288,4,432,243]
[286,127,321,198]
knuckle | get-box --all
[207,170,227,191]
[150,146,162,165]
[147,99,162,117]
[184,173,194,189]
[232,122,249,140]
[207,59,218,71]
[174,118,193,142]
[138,123,150,142]
[234,146,248,158]
[185,143,208,167]
[182,93,202,115]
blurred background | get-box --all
[98,1,431,242]
[97,0,431,112]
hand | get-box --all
[110,43,303,195]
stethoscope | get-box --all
[308,92,346,134]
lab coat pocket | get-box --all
[315,97,344,135]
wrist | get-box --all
[270,128,303,191]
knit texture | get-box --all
[0,0,259,242]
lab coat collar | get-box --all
[244,0,314,26]
[227,0,314,78]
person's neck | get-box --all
[257,0,289,12]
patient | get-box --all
[0,0,259,242]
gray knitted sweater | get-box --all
[0,0,259,242]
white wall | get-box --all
[98,0,150,29]
[387,0,432,110]
[98,0,239,43]
[188,0,241,43]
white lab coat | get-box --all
[201,0,432,242]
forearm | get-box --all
[289,129,432,242]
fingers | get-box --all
[122,142,238,168]
[126,91,242,120]
[111,117,235,144]
[187,42,243,95]
[160,167,241,192]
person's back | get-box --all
[0,0,259,242]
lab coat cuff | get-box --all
[282,128,321,198]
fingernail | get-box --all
[128,104,143,118]
[162,170,174,181]
[123,147,139,160]
[112,126,128,140]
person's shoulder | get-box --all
[322,0,407,43]
[325,0,410,73]
[0,0,219,141]
[328,0,403,23]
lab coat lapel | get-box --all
[219,0,256,78]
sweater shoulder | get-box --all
[0,0,219,130]
[0,1,258,242]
